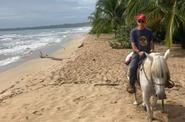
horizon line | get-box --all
[0,22,90,31]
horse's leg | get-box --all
[141,91,146,111]
[143,91,153,122]
[161,99,165,113]
[133,92,138,105]
[150,95,158,120]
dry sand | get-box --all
[0,34,184,122]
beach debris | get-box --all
[39,51,48,58]
[32,110,42,116]
[39,50,68,61]
[94,83,119,86]
[78,42,84,48]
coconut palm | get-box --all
[89,9,112,35]
[89,0,127,36]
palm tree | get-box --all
[89,0,127,36]
[124,0,150,25]
[89,9,112,35]
[125,0,185,47]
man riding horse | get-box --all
[127,13,173,94]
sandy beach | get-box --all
[0,34,185,122]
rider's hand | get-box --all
[138,51,145,57]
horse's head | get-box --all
[145,49,170,99]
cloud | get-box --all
[0,0,97,28]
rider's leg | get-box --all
[127,53,140,93]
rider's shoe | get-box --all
[127,85,136,94]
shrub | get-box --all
[109,25,132,49]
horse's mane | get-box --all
[150,53,170,82]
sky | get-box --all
[0,0,97,28]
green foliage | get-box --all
[89,9,113,35]
[109,26,132,49]
[89,0,127,36]
[152,26,165,42]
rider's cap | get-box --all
[136,13,146,21]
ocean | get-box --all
[0,26,91,71]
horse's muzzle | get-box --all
[156,93,166,100]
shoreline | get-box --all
[0,33,86,73]
[0,34,87,92]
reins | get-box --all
[140,60,153,85]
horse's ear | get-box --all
[164,49,170,60]
[145,53,153,61]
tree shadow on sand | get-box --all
[166,104,185,122]
[154,103,185,122]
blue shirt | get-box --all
[130,27,153,53]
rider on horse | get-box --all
[127,13,173,94]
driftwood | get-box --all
[94,83,119,86]
[39,51,69,61]
[78,42,84,48]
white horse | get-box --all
[125,49,170,122]
[138,49,170,122]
